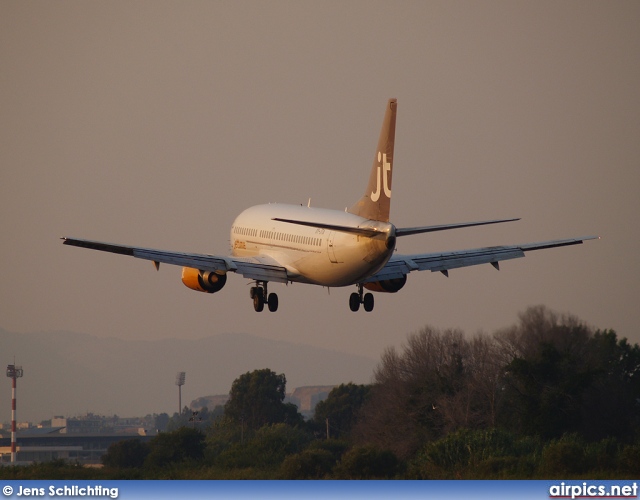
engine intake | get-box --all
[181,267,227,293]
[363,275,407,293]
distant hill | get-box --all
[0,328,377,424]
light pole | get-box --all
[175,372,185,415]
[6,364,23,464]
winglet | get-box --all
[348,99,397,222]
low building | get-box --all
[0,427,154,465]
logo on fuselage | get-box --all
[371,152,391,202]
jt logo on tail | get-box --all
[371,151,392,202]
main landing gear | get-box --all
[349,284,374,312]
[250,281,278,312]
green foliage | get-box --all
[0,460,112,480]
[502,334,594,438]
[313,383,370,439]
[429,429,513,468]
[582,437,620,472]
[539,434,588,476]
[144,427,206,468]
[407,428,543,478]
[618,445,640,475]
[279,448,336,479]
[3,307,639,481]
[101,439,150,469]
[204,419,244,463]
[473,456,537,479]
[166,406,222,431]
[166,407,193,430]
[224,368,303,430]
[333,445,401,479]
[498,310,640,442]
[307,438,350,461]
[214,423,312,470]
[580,330,640,441]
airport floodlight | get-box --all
[175,372,186,415]
[6,365,23,378]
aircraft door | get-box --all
[327,231,339,263]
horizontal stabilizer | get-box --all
[272,218,384,237]
[396,218,520,237]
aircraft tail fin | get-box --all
[348,98,397,222]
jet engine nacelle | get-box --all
[181,267,227,293]
[363,275,407,293]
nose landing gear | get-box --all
[250,281,278,312]
[349,284,374,312]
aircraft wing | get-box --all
[61,237,290,283]
[363,236,599,281]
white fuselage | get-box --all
[230,203,395,287]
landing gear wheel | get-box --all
[253,289,264,312]
[363,292,374,312]
[267,293,279,312]
[349,292,361,312]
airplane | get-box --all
[62,99,598,313]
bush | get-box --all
[539,435,587,476]
[102,439,150,469]
[407,428,543,479]
[474,456,537,478]
[144,427,206,468]
[204,419,243,463]
[215,423,312,470]
[279,448,336,479]
[333,446,401,479]
[583,438,619,472]
[422,428,539,469]
[307,439,349,461]
[618,445,640,475]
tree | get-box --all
[354,327,500,458]
[496,307,594,438]
[501,342,593,438]
[224,368,303,430]
[580,329,640,441]
[314,383,370,439]
[496,307,640,441]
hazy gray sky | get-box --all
[2,1,639,365]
